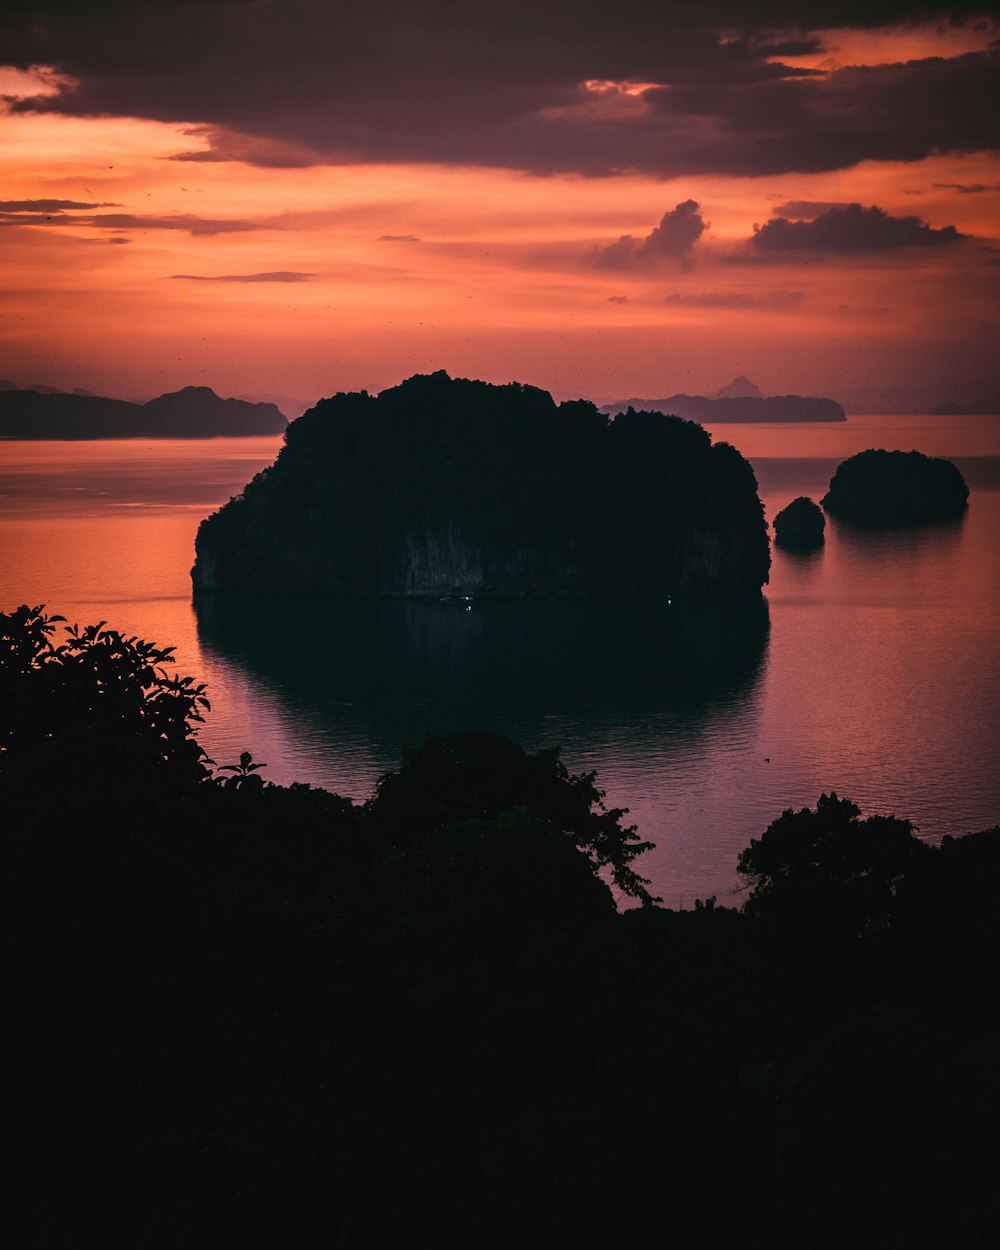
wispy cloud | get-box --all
[169,271,313,282]
[662,289,804,309]
[0,199,120,211]
[932,182,1000,194]
[94,213,259,236]
[0,209,261,235]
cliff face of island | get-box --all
[601,393,846,423]
[192,372,771,598]
[0,385,287,438]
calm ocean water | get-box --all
[2,413,998,907]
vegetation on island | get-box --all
[773,494,825,548]
[822,448,969,525]
[192,370,771,598]
[5,603,998,1247]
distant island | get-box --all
[601,376,846,423]
[192,371,771,598]
[926,374,1000,416]
[822,450,969,525]
[929,394,1000,417]
[0,385,287,438]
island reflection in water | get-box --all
[195,594,770,900]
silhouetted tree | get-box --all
[366,729,657,902]
[1,602,211,794]
[737,791,932,945]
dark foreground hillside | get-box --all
[5,606,997,1248]
[192,371,770,597]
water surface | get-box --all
[2,415,998,907]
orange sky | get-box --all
[1,4,998,411]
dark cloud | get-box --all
[594,201,707,268]
[1,2,996,178]
[643,201,707,256]
[94,213,258,235]
[378,234,421,242]
[752,203,966,251]
[171,131,318,168]
[169,271,313,282]
[0,212,72,227]
[640,48,1000,177]
[772,201,849,219]
[662,289,804,308]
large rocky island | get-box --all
[192,371,770,598]
[0,385,287,438]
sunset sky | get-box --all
[1,1,998,411]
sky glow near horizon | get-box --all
[1,2,998,410]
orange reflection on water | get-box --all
[0,436,283,686]
[704,413,1000,463]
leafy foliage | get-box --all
[738,790,933,940]
[217,748,267,790]
[1,603,211,788]
[367,730,657,903]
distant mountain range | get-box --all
[0,385,288,438]
[601,378,846,423]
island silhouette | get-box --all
[191,370,771,597]
[774,495,826,548]
[822,448,969,525]
[601,376,846,423]
[0,384,287,438]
